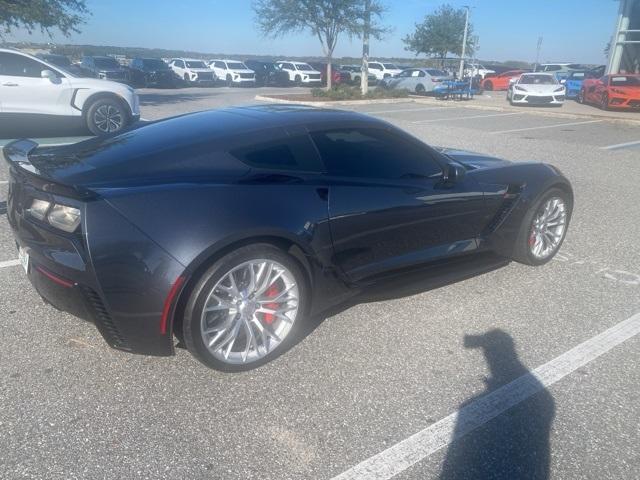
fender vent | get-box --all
[80,286,130,350]
[485,195,519,233]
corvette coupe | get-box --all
[507,73,566,106]
[579,74,640,110]
[5,105,573,371]
[481,70,528,91]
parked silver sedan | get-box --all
[381,68,453,94]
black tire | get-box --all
[183,243,310,372]
[511,188,572,266]
[226,74,233,87]
[353,76,360,85]
[294,75,301,86]
[577,88,585,104]
[415,84,426,95]
[183,73,190,86]
[484,80,493,91]
[85,97,129,136]
[601,93,609,110]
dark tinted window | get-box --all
[231,135,322,172]
[142,59,168,70]
[0,52,46,77]
[311,128,442,179]
[93,57,121,69]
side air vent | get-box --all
[80,286,130,350]
[485,194,520,233]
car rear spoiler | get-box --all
[3,139,96,199]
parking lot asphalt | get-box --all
[1,89,639,480]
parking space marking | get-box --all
[0,259,20,269]
[411,111,523,124]
[600,139,640,151]
[331,311,640,480]
[490,119,602,135]
[360,106,453,115]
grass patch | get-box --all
[311,84,409,101]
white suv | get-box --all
[208,59,255,86]
[275,61,322,85]
[367,61,403,81]
[169,58,216,86]
[0,48,140,136]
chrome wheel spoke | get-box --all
[529,197,568,260]
[200,259,299,365]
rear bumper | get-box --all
[6,171,183,356]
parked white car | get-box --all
[464,63,495,78]
[507,73,566,106]
[169,58,216,86]
[339,65,377,85]
[0,48,140,136]
[275,61,322,85]
[381,68,452,94]
[208,59,255,86]
[367,61,403,81]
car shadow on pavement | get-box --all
[439,329,555,480]
[137,91,221,106]
[0,201,6,215]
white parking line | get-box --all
[490,119,602,135]
[0,259,20,269]
[331,311,640,480]
[361,106,453,115]
[600,139,640,151]
[412,111,523,124]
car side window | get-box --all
[398,70,412,78]
[230,135,323,172]
[369,63,381,70]
[310,128,442,180]
[0,52,47,78]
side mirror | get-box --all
[41,69,57,81]
[445,163,466,183]
[560,79,566,84]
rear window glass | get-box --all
[231,136,322,172]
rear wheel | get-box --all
[512,188,572,266]
[484,80,493,91]
[85,97,129,136]
[415,84,425,95]
[353,75,361,85]
[577,88,585,104]
[183,244,308,371]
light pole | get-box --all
[534,36,543,71]
[458,5,470,79]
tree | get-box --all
[253,0,386,89]
[403,4,476,68]
[0,0,88,37]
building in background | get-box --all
[608,0,640,73]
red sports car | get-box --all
[578,74,640,110]
[481,70,528,91]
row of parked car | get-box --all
[34,52,413,89]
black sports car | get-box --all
[4,105,573,371]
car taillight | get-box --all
[26,198,81,233]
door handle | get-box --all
[2,82,19,87]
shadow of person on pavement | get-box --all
[439,329,555,480]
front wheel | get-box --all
[85,97,129,136]
[512,188,572,266]
[600,93,609,110]
[484,81,493,91]
[577,88,585,104]
[226,74,233,87]
[183,244,308,371]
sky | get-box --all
[7,0,620,64]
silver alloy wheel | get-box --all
[200,259,299,365]
[529,197,567,260]
[93,104,124,133]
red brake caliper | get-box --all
[263,284,280,325]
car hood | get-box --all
[66,76,135,95]
[435,147,512,170]
[515,84,562,94]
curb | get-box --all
[254,94,640,126]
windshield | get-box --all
[94,58,121,69]
[568,72,586,79]
[227,62,247,70]
[610,76,640,87]
[519,74,557,85]
[383,63,399,69]
[142,59,169,70]
[186,61,207,68]
[294,63,314,71]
